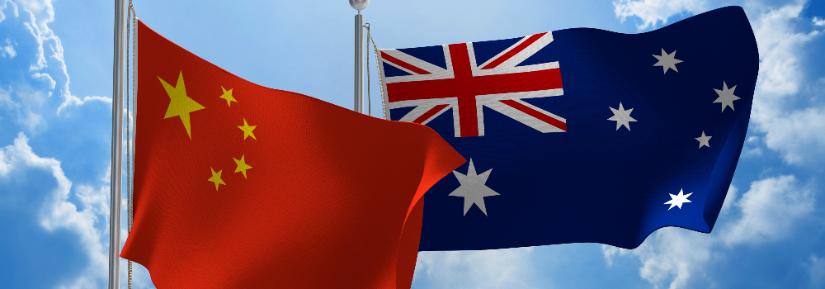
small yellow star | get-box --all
[233,155,253,179]
[238,118,257,141]
[158,72,205,139]
[219,86,238,107]
[208,167,226,191]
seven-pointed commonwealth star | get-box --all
[233,155,253,179]
[219,86,238,107]
[159,72,205,139]
[652,48,683,74]
[208,167,226,191]
[695,131,712,149]
[238,118,257,141]
[664,189,693,210]
[713,81,741,112]
[449,159,500,216]
[608,102,637,131]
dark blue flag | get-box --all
[378,6,758,250]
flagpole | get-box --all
[109,0,127,288]
[351,0,369,113]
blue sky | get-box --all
[0,0,823,288]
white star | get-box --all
[713,81,741,112]
[449,159,500,216]
[664,189,693,210]
[652,48,683,74]
[608,102,637,131]
[695,131,712,149]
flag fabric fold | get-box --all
[121,21,464,289]
[377,6,758,250]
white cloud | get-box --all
[604,231,714,289]
[1,38,15,58]
[633,229,713,289]
[613,0,708,29]
[747,2,825,164]
[415,248,537,289]
[1,0,110,124]
[758,107,825,164]
[0,132,109,288]
[0,0,20,23]
[723,175,814,245]
[814,16,825,27]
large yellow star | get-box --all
[208,167,226,191]
[219,86,238,107]
[233,154,253,179]
[238,118,257,141]
[159,72,205,139]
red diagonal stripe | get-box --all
[413,104,450,124]
[381,52,431,75]
[481,32,547,69]
[500,99,567,131]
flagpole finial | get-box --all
[349,0,369,11]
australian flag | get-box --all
[378,6,758,250]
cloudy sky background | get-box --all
[0,0,823,288]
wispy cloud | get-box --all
[415,247,537,289]
[722,175,814,245]
[613,0,708,29]
[813,16,825,27]
[0,38,15,58]
[0,132,109,288]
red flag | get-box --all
[120,21,464,289]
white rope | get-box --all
[366,26,388,119]
[126,1,136,288]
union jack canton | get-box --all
[380,32,565,137]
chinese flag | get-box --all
[120,21,464,289]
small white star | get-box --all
[695,131,712,149]
[608,102,637,131]
[449,159,500,216]
[713,82,741,112]
[652,48,684,74]
[664,189,693,210]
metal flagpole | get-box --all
[109,0,127,288]
[350,0,369,113]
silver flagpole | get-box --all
[109,0,127,288]
[350,0,369,113]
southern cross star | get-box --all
[713,81,741,112]
[608,102,637,131]
[664,189,693,210]
[449,159,500,216]
[652,48,683,74]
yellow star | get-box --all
[219,86,238,107]
[208,167,226,191]
[233,155,253,179]
[238,118,257,141]
[158,72,205,139]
